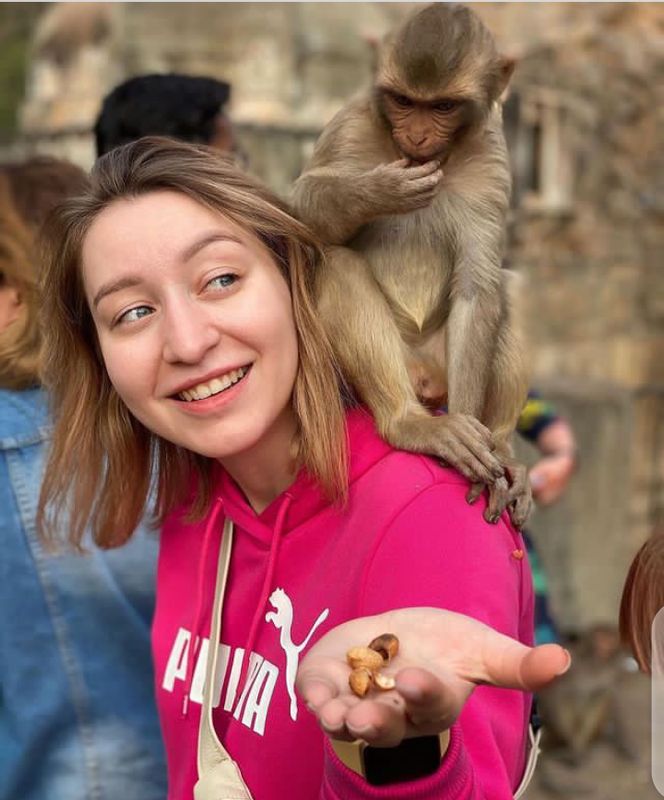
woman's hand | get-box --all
[297,608,570,747]
[529,453,576,506]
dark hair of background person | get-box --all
[94,73,232,157]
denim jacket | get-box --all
[0,388,166,800]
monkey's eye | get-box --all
[391,94,413,108]
[434,100,458,113]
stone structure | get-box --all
[6,2,664,631]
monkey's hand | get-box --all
[366,159,443,215]
[389,413,504,485]
[467,459,533,529]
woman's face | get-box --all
[81,190,299,461]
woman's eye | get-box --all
[116,305,153,325]
[206,273,237,290]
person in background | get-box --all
[0,157,166,800]
[94,72,243,161]
[517,390,578,645]
[620,529,664,673]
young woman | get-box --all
[38,138,569,800]
[0,159,166,800]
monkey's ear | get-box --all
[361,32,381,75]
[495,56,516,99]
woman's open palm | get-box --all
[297,608,569,747]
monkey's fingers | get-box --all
[438,440,499,485]
[458,415,494,446]
[445,417,504,478]
[466,482,485,505]
[483,477,510,525]
[405,172,443,194]
[387,158,411,169]
[509,491,532,530]
[404,160,442,178]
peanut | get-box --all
[368,633,399,663]
[373,672,396,691]
[346,646,384,672]
[347,632,400,697]
[349,667,373,697]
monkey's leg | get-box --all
[452,281,531,526]
[317,247,504,484]
[476,319,532,528]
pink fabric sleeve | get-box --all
[319,479,533,800]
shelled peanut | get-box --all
[346,633,399,697]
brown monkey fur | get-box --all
[292,3,531,525]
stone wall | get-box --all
[6,2,663,631]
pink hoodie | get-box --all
[153,408,534,799]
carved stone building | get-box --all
[6,2,664,631]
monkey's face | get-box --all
[381,90,466,162]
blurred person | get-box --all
[0,157,166,800]
[620,529,664,673]
[516,391,578,645]
[94,72,243,160]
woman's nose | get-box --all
[161,301,221,364]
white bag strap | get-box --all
[513,724,542,799]
[194,519,253,800]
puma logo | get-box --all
[265,588,329,720]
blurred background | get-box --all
[0,3,662,797]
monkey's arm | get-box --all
[446,181,531,526]
[445,202,506,421]
[293,99,442,244]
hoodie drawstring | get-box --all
[237,492,293,695]
[182,496,225,718]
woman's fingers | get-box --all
[345,692,408,747]
[482,639,571,691]
[298,674,338,709]
[396,667,461,731]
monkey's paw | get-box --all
[429,413,505,485]
[466,459,532,529]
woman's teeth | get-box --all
[178,366,249,401]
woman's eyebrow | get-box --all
[93,276,143,309]
[179,232,243,263]
[92,234,244,309]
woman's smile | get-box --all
[170,364,252,414]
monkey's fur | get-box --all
[293,4,530,524]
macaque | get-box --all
[537,626,637,766]
[292,3,530,525]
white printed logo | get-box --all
[265,588,329,720]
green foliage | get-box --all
[0,4,45,142]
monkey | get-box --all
[292,3,531,526]
[536,626,638,769]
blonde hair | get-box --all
[0,177,41,389]
[38,137,348,549]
